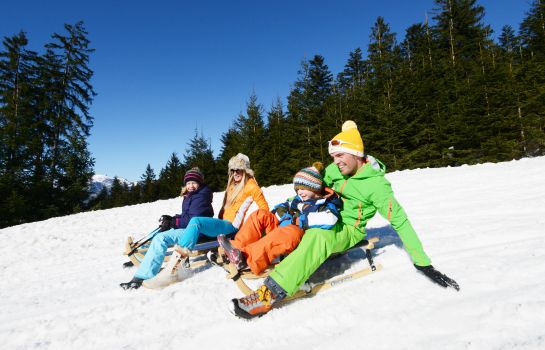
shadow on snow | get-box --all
[306,225,402,284]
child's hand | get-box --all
[297,213,308,229]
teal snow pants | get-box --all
[135,217,236,280]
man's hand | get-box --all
[414,264,460,291]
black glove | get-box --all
[414,264,460,291]
[158,215,176,232]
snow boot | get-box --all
[217,234,247,271]
[142,245,190,289]
[229,284,277,319]
[120,277,144,290]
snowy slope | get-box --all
[1,157,545,350]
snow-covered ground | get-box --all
[1,157,545,350]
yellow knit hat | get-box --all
[328,120,364,157]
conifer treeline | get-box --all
[211,0,544,184]
[2,1,545,227]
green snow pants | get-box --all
[268,224,365,296]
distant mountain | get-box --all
[89,175,136,199]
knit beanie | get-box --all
[293,162,324,194]
[184,167,204,185]
[328,120,364,157]
[228,153,255,177]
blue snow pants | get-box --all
[134,217,237,280]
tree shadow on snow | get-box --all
[306,225,402,284]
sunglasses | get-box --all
[230,169,244,174]
[328,139,358,147]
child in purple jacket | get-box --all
[120,167,213,289]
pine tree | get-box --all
[60,134,94,213]
[398,22,444,167]
[43,22,95,186]
[364,16,406,168]
[235,93,266,179]
[499,25,521,70]
[0,32,36,180]
[140,164,157,203]
[259,98,292,186]
[520,0,545,59]
[109,177,126,208]
[128,183,142,205]
[431,0,496,165]
[216,94,267,185]
[517,0,545,155]
[337,48,366,92]
[216,127,242,188]
[0,31,37,226]
[306,55,334,164]
[334,49,373,155]
[432,0,489,67]
[183,129,218,190]
[475,25,523,161]
[285,59,310,170]
[157,152,185,198]
[287,56,334,167]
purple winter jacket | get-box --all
[176,185,214,229]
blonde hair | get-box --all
[220,170,253,211]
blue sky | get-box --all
[1,0,531,181]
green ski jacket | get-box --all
[323,156,431,266]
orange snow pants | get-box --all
[231,209,304,275]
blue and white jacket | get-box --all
[272,187,342,230]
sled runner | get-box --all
[123,227,161,266]
[215,237,382,297]
[141,246,209,289]
[123,228,229,267]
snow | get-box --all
[2,157,545,349]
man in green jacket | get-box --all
[231,121,459,319]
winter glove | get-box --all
[272,205,294,227]
[272,202,291,218]
[158,215,176,232]
[272,205,286,217]
[414,264,460,291]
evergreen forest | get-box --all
[1,0,544,228]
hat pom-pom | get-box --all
[342,120,358,131]
[312,161,324,173]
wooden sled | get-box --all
[218,237,382,297]
[124,231,228,268]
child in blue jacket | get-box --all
[217,162,341,275]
